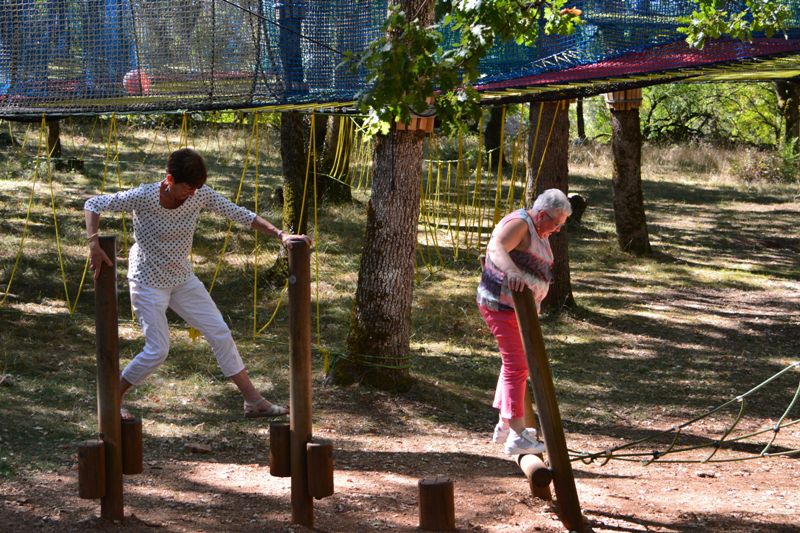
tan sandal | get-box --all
[244,398,289,418]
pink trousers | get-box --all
[479,305,528,420]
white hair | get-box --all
[531,188,572,217]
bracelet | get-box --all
[86,232,99,241]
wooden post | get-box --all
[418,477,456,531]
[121,417,143,475]
[288,237,313,527]
[523,386,552,501]
[269,422,291,477]
[94,235,124,521]
[78,440,106,499]
[511,288,584,532]
[306,439,334,499]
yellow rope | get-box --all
[256,281,289,335]
[110,117,130,257]
[529,101,564,200]
[195,115,256,341]
[492,106,507,225]
[253,120,266,339]
[0,122,43,306]
[444,161,455,246]
[467,114,485,253]
[207,117,258,295]
[310,115,332,373]
[45,115,77,315]
[506,111,525,210]
[179,113,190,148]
[258,112,315,336]
[329,116,346,179]
[452,132,464,259]
[418,142,437,276]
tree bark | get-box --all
[281,111,310,235]
[332,0,434,391]
[526,100,574,314]
[775,80,800,148]
[47,118,62,159]
[610,108,652,255]
[484,106,505,169]
[576,98,586,142]
[335,129,425,390]
[262,111,310,287]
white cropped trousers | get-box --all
[121,274,245,386]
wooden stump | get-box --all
[78,440,106,499]
[121,417,143,475]
[306,439,334,499]
[418,477,456,531]
[269,422,291,477]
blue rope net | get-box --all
[2,0,800,117]
[0,0,386,116]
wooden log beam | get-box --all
[517,454,553,489]
[511,287,584,532]
[523,386,552,501]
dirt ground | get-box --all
[2,378,799,533]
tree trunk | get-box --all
[335,129,425,390]
[576,98,586,142]
[331,0,434,390]
[484,106,505,169]
[47,118,62,159]
[318,115,353,203]
[775,80,800,148]
[526,100,574,314]
[610,108,652,255]
[281,111,310,235]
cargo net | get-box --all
[0,0,386,116]
[3,0,800,117]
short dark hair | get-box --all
[167,148,208,187]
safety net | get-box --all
[2,0,800,117]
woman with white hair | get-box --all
[477,188,572,454]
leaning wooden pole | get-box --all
[511,287,584,531]
[288,238,313,527]
[94,236,124,521]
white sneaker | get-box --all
[492,422,509,444]
[504,428,545,455]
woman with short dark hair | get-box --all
[84,148,311,419]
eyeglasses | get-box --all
[544,212,566,231]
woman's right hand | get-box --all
[89,241,113,280]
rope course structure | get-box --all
[3,1,800,117]
[570,361,800,465]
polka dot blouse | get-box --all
[84,182,257,288]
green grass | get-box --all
[0,119,798,481]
